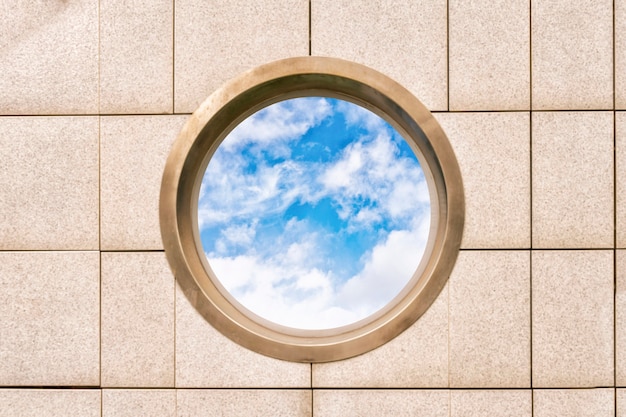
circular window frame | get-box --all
[160,56,464,363]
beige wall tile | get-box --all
[0,1,98,114]
[174,0,308,113]
[0,117,99,250]
[312,0,447,111]
[314,390,448,417]
[532,251,614,387]
[101,252,175,387]
[534,389,615,417]
[177,389,311,417]
[0,389,100,417]
[103,389,175,417]
[100,0,173,114]
[618,113,626,247]
[531,0,613,110]
[449,251,530,387]
[618,389,626,417]
[617,250,626,384]
[450,390,532,416]
[175,285,310,387]
[449,0,529,110]
[0,252,99,386]
[100,115,187,250]
[532,112,613,248]
[616,0,626,109]
[436,113,530,248]
[312,284,448,388]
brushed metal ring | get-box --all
[160,56,464,362]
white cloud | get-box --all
[318,130,428,231]
[198,156,315,230]
[207,212,430,330]
[207,225,350,329]
[214,221,257,255]
[221,97,332,157]
[335,214,430,317]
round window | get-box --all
[160,57,463,362]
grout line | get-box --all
[308,0,312,56]
[614,3,618,411]
[529,2,534,414]
[4,386,624,391]
[615,114,618,407]
[98,115,103,392]
[311,367,314,415]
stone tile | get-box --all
[0,252,99,386]
[175,284,310,388]
[100,0,173,114]
[532,112,613,248]
[449,0,529,110]
[100,115,187,250]
[312,284,448,388]
[174,0,308,113]
[101,252,175,387]
[618,113,626,247]
[450,390,532,417]
[103,389,175,417]
[619,1,626,109]
[436,113,530,248]
[313,390,449,417]
[532,251,614,387]
[0,1,98,114]
[0,389,100,417]
[312,0,447,111]
[617,251,626,384]
[534,389,615,417]
[531,0,613,110]
[618,389,626,417]
[0,116,99,250]
[449,251,530,387]
[177,389,311,417]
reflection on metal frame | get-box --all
[160,56,464,362]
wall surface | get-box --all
[1,0,625,415]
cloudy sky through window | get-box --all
[198,97,431,329]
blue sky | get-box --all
[198,97,431,329]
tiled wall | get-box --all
[1,0,625,415]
